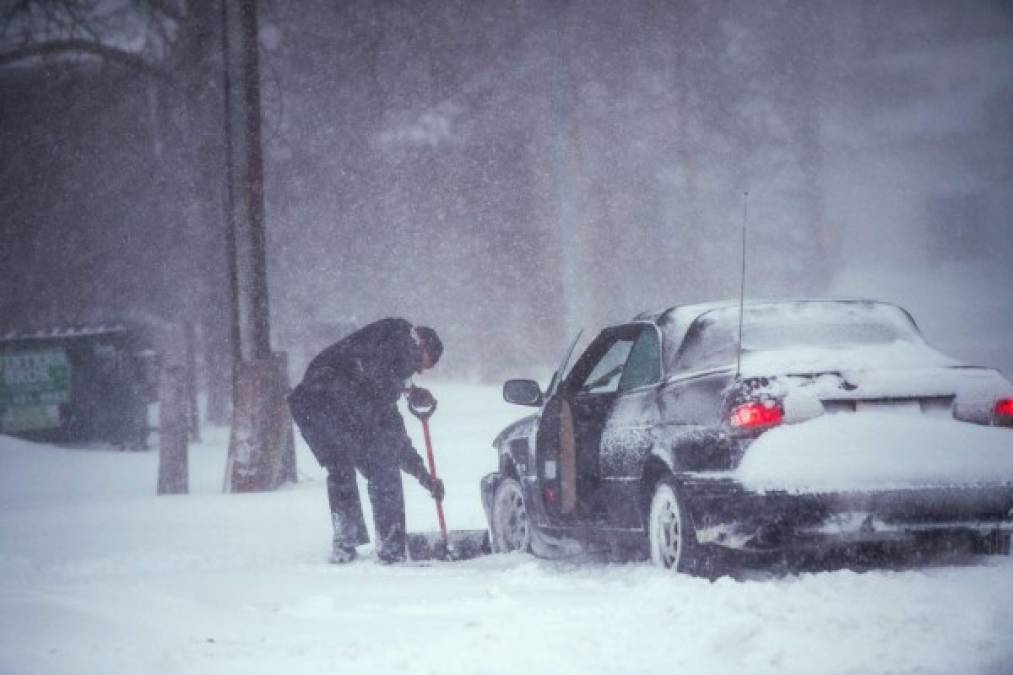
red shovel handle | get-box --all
[420,417,448,542]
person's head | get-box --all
[414,325,442,373]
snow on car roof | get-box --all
[633,299,929,374]
[637,297,916,333]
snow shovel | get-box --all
[405,397,491,561]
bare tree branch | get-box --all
[61,1,103,44]
[145,0,183,24]
[0,37,170,79]
[2,1,33,27]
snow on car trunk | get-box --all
[733,411,1013,493]
[739,340,957,378]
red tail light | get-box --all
[729,401,784,431]
[995,398,1013,423]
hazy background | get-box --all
[2,0,1011,395]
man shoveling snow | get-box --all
[288,318,444,563]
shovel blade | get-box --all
[407,529,491,561]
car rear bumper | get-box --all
[681,477,1013,553]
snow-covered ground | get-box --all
[2,382,1012,675]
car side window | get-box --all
[619,328,660,392]
[672,314,737,373]
[577,339,634,395]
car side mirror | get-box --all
[503,379,543,407]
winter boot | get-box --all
[331,542,358,564]
[326,464,370,546]
[330,512,362,564]
[361,455,408,563]
[375,522,408,564]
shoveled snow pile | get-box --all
[2,382,1013,675]
[735,411,1013,493]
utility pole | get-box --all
[220,0,294,492]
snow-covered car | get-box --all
[480,299,1013,575]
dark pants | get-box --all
[289,390,407,560]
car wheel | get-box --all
[490,477,530,553]
[648,476,709,575]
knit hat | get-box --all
[414,325,443,366]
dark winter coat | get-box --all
[289,317,428,478]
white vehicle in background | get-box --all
[482,299,1013,576]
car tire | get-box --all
[490,477,531,553]
[648,476,718,577]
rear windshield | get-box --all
[672,302,922,373]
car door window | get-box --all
[547,331,585,398]
[578,339,634,395]
[619,328,660,392]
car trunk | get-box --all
[689,363,1013,551]
[756,364,1011,425]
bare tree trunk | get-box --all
[222,0,271,364]
[276,351,298,484]
[221,0,293,492]
[173,0,234,426]
[158,366,189,494]
[224,353,293,491]
[204,295,233,425]
[184,320,201,441]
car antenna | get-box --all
[735,191,748,379]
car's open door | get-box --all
[528,331,582,528]
[534,326,644,525]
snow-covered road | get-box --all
[1,382,1011,675]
